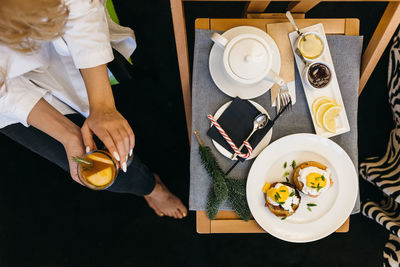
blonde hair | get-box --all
[0,0,69,53]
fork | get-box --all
[277,83,292,113]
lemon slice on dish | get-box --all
[315,103,335,128]
[312,96,337,115]
[322,105,343,133]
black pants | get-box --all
[0,114,156,196]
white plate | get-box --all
[211,100,272,160]
[289,24,350,138]
[247,133,358,243]
[209,26,281,99]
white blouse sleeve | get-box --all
[62,0,114,69]
[0,76,48,127]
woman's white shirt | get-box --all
[0,0,136,128]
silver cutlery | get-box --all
[230,113,268,160]
[277,83,292,113]
[225,101,292,175]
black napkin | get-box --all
[207,97,272,162]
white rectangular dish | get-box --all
[289,23,350,138]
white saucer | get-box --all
[211,100,272,160]
[209,26,281,99]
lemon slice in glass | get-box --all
[315,103,335,128]
[312,96,337,115]
[322,105,343,133]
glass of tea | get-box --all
[76,150,119,190]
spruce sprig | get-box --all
[195,131,250,221]
[225,178,251,221]
[199,145,228,203]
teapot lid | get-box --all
[227,37,269,81]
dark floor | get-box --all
[0,1,396,266]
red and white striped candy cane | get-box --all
[207,114,253,159]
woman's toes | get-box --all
[178,209,186,218]
[173,211,182,219]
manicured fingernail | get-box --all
[122,162,127,172]
[159,213,164,217]
[113,152,120,161]
[183,213,187,217]
[86,146,90,153]
[129,149,133,156]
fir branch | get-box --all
[199,145,228,219]
[206,190,220,220]
[225,178,251,221]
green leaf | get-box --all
[307,207,312,212]
[283,171,290,177]
[289,191,295,197]
[321,175,326,181]
[280,189,286,192]
[291,160,296,169]
[277,201,285,205]
[276,192,281,199]
[285,177,289,182]
[283,162,287,168]
[281,217,286,220]
[307,203,317,207]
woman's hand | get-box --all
[63,133,86,185]
[81,106,135,172]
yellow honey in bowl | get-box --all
[299,33,324,60]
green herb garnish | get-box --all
[307,203,317,207]
[307,207,312,212]
[311,182,315,185]
[317,184,321,192]
[291,160,296,169]
[289,191,295,197]
[72,156,93,166]
[286,177,289,182]
[281,217,287,220]
[283,171,290,177]
[284,162,287,168]
[276,192,281,199]
[274,194,279,202]
[280,189,286,192]
[315,177,320,181]
[277,201,285,205]
[321,175,326,181]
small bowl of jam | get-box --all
[303,62,332,89]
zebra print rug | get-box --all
[360,26,400,267]
[363,197,400,266]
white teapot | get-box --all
[211,32,284,87]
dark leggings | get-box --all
[0,114,156,196]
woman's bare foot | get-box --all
[144,174,187,219]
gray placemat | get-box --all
[190,29,363,214]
